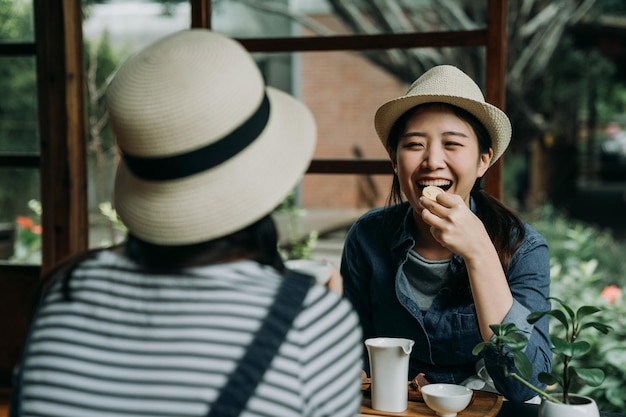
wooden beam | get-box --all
[0,42,36,55]
[238,30,487,53]
[307,159,392,175]
[0,154,39,167]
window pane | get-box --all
[212,0,487,39]
[0,167,40,264]
[0,56,38,152]
[83,0,191,53]
[83,0,191,249]
[0,0,35,43]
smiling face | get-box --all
[387,103,493,210]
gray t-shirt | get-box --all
[404,249,453,311]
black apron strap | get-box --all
[206,270,313,417]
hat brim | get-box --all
[375,94,511,166]
[113,86,316,246]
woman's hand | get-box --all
[419,192,513,341]
[419,192,491,262]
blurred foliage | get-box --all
[533,37,615,142]
[0,1,125,225]
[11,199,41,263]
[86,30,120,157]
[589,0,626,15]
[527,204,626,411]
[0,0,33,41]
[502,151,529,209]
[529,204,626,288]
[275,189,319,260]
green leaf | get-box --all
[539,372,561,386]
[488,323,503,334]
[499,333,529,350]
[497,322,519,335]
[527,310,549,324]
[572,367,605,387]
[472,342,489,356]
[549,296,575,320]
[551,337,591,357]
[513,350,534,380]
[570,341,592,357]
[547,309,570,330]
[581,321,612,334]
[576,305,601,321]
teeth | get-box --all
[419,180,451,187]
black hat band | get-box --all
[123,93,270,181]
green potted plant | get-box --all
[473,296,612,416]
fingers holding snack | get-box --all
[422,186,444,201]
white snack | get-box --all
[422,186,444,201]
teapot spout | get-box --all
[401,340,415,355]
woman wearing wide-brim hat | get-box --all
[341,65,552,403]
[11,30,363,417]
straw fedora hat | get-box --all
[374,65,511,166]
[107,29,316,246]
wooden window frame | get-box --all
[0,0,507,390]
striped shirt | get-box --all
[12,251,363,417]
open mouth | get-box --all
[418,181,452,192]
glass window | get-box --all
[0,0,35,43]
[83,0,191,248]
[83,0,191,53]
[0,167,40,264]
[212,0,487,39]
[0,56,38,153]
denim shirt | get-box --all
[341,201,552,402]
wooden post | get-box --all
[34,0,88,274]
[191,0,212,29]
[484,0,508,200]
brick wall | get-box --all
[299,15,407,210]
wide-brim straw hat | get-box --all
[107,30,316,246]
[374,65,511,166]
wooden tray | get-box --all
[360,386,503,417]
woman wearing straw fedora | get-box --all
[341,65,552,403]
[11,30,362,417]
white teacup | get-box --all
[421,383,473,417]
[284,259,333,285]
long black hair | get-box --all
[124,214,285,271]
[385,102,525,302]
[56,214,285,301]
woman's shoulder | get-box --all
[508,221,549,262]
[520,222,548,246]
